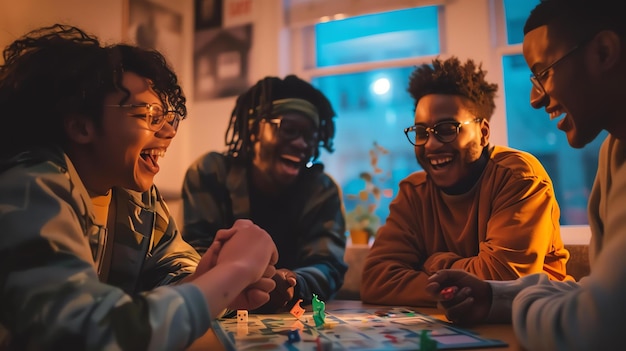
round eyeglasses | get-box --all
[104,103,182,132]
[530,44,583,96]
[266,118,319,146]
[403,118,482,146]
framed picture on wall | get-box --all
[195,0,223,30]
[125,0,184,75]
[193,23,252,100]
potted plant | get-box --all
[344,142,391,245]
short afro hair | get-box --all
[407,56,498,121]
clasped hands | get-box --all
[194,219,280,310]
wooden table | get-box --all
[187,300,525,350]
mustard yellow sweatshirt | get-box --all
[361,145,571,306]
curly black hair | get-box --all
[524,0,626,41]
[407,56,498,121]
[225,75,336,161]
[0,24,186,159]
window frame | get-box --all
[287,0,591,244]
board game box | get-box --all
[212,307,508,350]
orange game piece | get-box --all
[290,299,305,318]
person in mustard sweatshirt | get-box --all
[361,56,572,307]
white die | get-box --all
[237,310,248,323]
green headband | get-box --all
[269,98,319,128]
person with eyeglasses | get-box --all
[104,103,184,131]
[0,24,279,350]
[426,1,626,350]
[181,75,347,313]
[360,56,572,307]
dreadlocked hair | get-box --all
[408,56,498,121]
[225,74,336,161]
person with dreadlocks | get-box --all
[0,24,278,350]
[360,56,572,307]
[182,75,347,312]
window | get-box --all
[312,67,419,226]
[290,0,597,243]
[315,7,440,67]
[292,6,441,240]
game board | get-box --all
[212,307,508,350]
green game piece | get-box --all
[420,330,437,351]
[312,294,326,327]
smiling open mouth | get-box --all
[549,110,564,120]
[280,154,302,169]
[430,156,453,169]
[140,148,165,166]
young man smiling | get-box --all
[361,57,571,307]
[0,24,278,350]
[426,1,626,349]
[182,75,347,313]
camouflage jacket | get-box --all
[182,152,347,306]
[0,147,209,350]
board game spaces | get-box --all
[212,306,507,350]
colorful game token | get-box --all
[290,298,305,319]
[420,330,438,351]
[312,293,326,327]
[440,286,458,300]
[287,329,301,343]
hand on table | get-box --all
[425,269,492,325]
[253,268,297,313]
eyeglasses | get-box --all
[530,44,583,96]
[266,118,318,146]
[104,103,182,132]
[404,118,482,146]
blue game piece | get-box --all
[287,329,300,342]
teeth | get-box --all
[141,149,166,157]
[549,110,564,120]
[430,157,452,166]
[281,155,301,163]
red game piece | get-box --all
[440,286,458,300]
